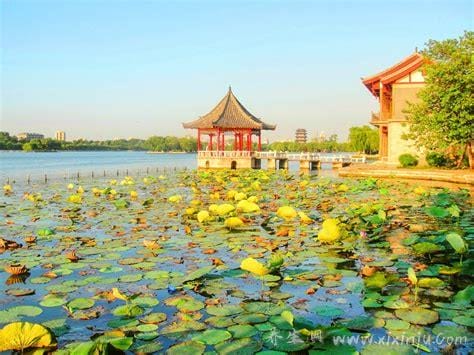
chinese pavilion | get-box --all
[183,87,276,169]
[362,53,426,164]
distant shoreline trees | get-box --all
[1,125,378,154]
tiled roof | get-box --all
[362,53,425,96]
[183,88,276,130]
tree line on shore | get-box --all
[0,126,379,154]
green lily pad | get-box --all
[313,305,344,318]
[215,338,262,354]
[361,343,415,355]
[166,340,206,355]
[140,312,167,324]
[243,302,289,315]
[395,307,439,325]
[384,319,410,330]
[40,295,68,307]
[67,298,95,311]
[262,329,309,352]
[452,315,474,327]
[192,329,232,345]
[206,304,244,316]
[113,304,144,317]
[228,324,258,338]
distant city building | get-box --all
[16,132,44,140]
[55,131,66,141]
[295,128,307,143]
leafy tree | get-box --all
[348,125,379,154]
[405,31,474,168]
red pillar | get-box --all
[234,132,237,150]
[197,129,201,151]
[217,129,221,151]
[258,133,262,151]
[209,134,213,150]
[239,132,243,151]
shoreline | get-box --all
[339,165,474,186]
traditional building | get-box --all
[295,128,307,143]
[362,53,425,164]
[183,87,276,169]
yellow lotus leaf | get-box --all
[300,180,309,188]
[276,206,297,221]
[224,217,244,229]
[197,210,210,223]
[77,186,85,194]
[109,189,117,196]
[68,194,82,204]
[230,177,239,183]
[240,257,269,276]
[168,195,182,203]
[67,183,74,190]
[298,211,313,224]
[251,181,262,191]
[234,192,247,201]
[209,204,219,214]
[227,190,238,199]
[142,177,149,184]
[130,191,138,199]
[92,188,102,196]
[3,185,12,194]
[237,200,260,213]
[109,179,117,185]
[336,184,349,192]
[158,175,166,180]
[112,287,128,301]
[214,203,235,216]
[414,186,426,195]
[0,322,55,352]
[317,218,341,243]
[190,199,201,206]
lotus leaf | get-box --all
[395,307,439,325]
[0,322,55,352]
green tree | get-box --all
[405,31,474,168]
[348,125,379,154]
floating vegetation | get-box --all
[0,170,472,353]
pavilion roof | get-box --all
[182,87,276,130]
[362,53,425,97]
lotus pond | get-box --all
[0,170,473,354]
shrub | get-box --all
[398,153,418,167]
[426,152,448,167]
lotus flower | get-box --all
[213,203,235,216]
[224,217,244,229]
[336,184,349,192]
[130,191,138,199]
[240,257,269,276]
[68,194,82,204]
[317,218,341,243]
[298,211,313,224]
[276,206,297,221]
[197,210,210,223]
[234,192,247,201]
[3,184,12,194]
[237,200,260,213]
[168,195,182,203]
[67,183,74,190]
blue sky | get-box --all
[1,0,472,141]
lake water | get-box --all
[0,151,197,182]
[0,151,345,183]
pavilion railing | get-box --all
[198,150,254,158]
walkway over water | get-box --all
[197,150,367,170]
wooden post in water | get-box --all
[126,169,129,176]
[77,172,80,180]
[91,171,94,178]
[103,170,106,177]
[116,170,119,176]
[44,174,48,183]
[27,175,31,185]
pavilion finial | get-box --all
[228,85,232,92]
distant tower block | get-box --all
[295,128,307,143]
[55,131,66,141]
